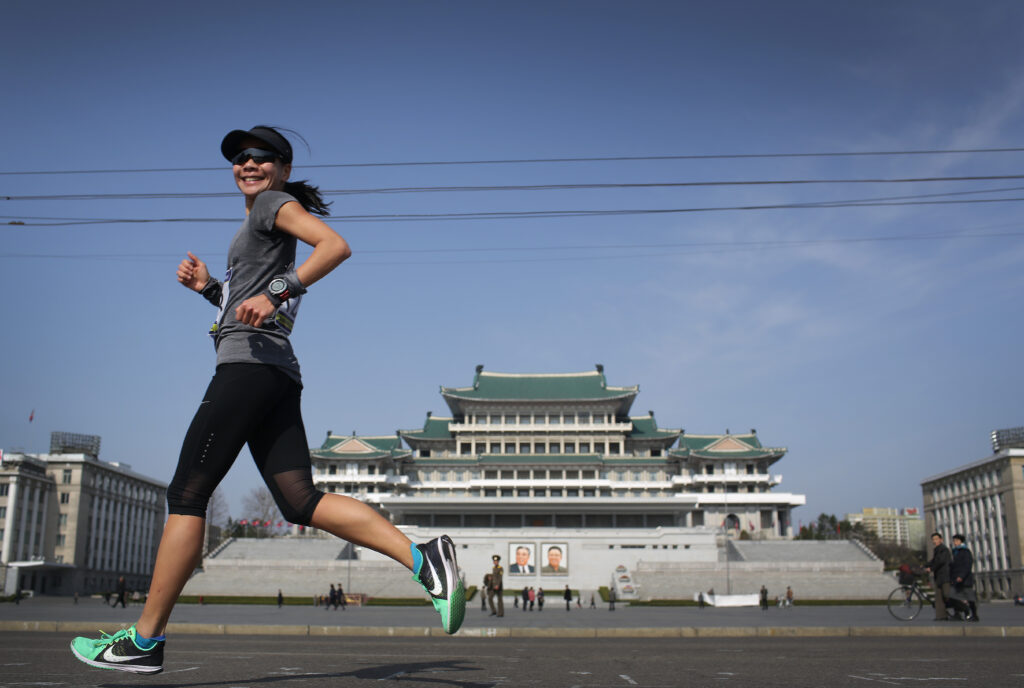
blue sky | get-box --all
[3,1,1023,524]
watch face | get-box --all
[269,278,288,295]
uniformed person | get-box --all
[488,554,504,617]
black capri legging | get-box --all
[166,363,323,525]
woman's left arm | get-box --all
[275,201,351,287]
[234,201,351,327]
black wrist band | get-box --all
[200,278,223,307]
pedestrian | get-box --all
[488,555,504,617]
[925,532,953,621]
[576,595,581,609]
[74,591,79,605]
[277,589,283,608]
[328,584,337,610]
[759,585,768,611]
[698,591,705,609]
[785,586,794,608]
[529,586,536,611]
[113,576,127,609]
[564,585,573,611]
[949,534,979,621]
[608,586,616,611]
[69,126,466,676]
[521,586,529,612]
[483,573,492,611]
[537,587,544,611]
[590,593,596,609]
[337,583,346,610]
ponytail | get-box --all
[283,180,331,217]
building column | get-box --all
[1,477,18,564]
[88,496,101,570]
[15,483,33,561]
[37,487,49,559]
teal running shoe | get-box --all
[69,625,164,674]
[412,535,466,634]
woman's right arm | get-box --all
[177,251,211,292]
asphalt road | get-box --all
[3,632,1022,688]
[4,596,1024,631]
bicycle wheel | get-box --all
[887,586,923,621]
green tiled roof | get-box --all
[668,433,786,460]
[400,416,454,441]
[311,433,410,460]
[442,370,638,402]
[629,415,681,441]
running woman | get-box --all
[70,126,465,674]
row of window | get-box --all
[468,412,616,425]
[454,441,635,456]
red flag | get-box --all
[28,409,34,423]
[240,519,248,525]
[749,521,755,531]
[264,520,271,527]
[277,521,283,527]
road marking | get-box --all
[849,676,899,685]
[620,675,638,685]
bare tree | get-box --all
[242,487,282,526]
[203,486,232,555]
[207,486,231,528]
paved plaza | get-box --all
[2,596,1022,638]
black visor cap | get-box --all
[221,126,293,164]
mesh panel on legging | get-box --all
[264,469,323,525]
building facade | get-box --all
[310,366,805,538]
[0,451,62,594]
[921,428,1024,597]
[1,432,166,596]
[846,507,925,549]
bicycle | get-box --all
[886,578,954,621]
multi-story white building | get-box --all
[311,366,805,537]
[306,366,807,593]
[1,433,166,596]
[921,428,1024,598]
[0,450,62,595]
[846,507,925,549]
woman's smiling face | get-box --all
[232,137,290,203]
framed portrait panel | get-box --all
[508,542,536,575]
[540,542,569,575]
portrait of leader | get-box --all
[508,543,535,574]
[541,543,568,575]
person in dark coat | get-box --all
[521,586,529,612]
[759,585,768,611]
[114,577,128,609]
[949,534,979,621]
[563,585,573,611]
[925,532,953,620]
[482,574,492,611]
[277,589,283,608]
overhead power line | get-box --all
[2,146,1024,176]
[2,228,1022,264]
[8,195,1024,227]
[6,174,1024,203]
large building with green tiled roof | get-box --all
[309,365,804,540]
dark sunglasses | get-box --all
[231,148,282,165]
